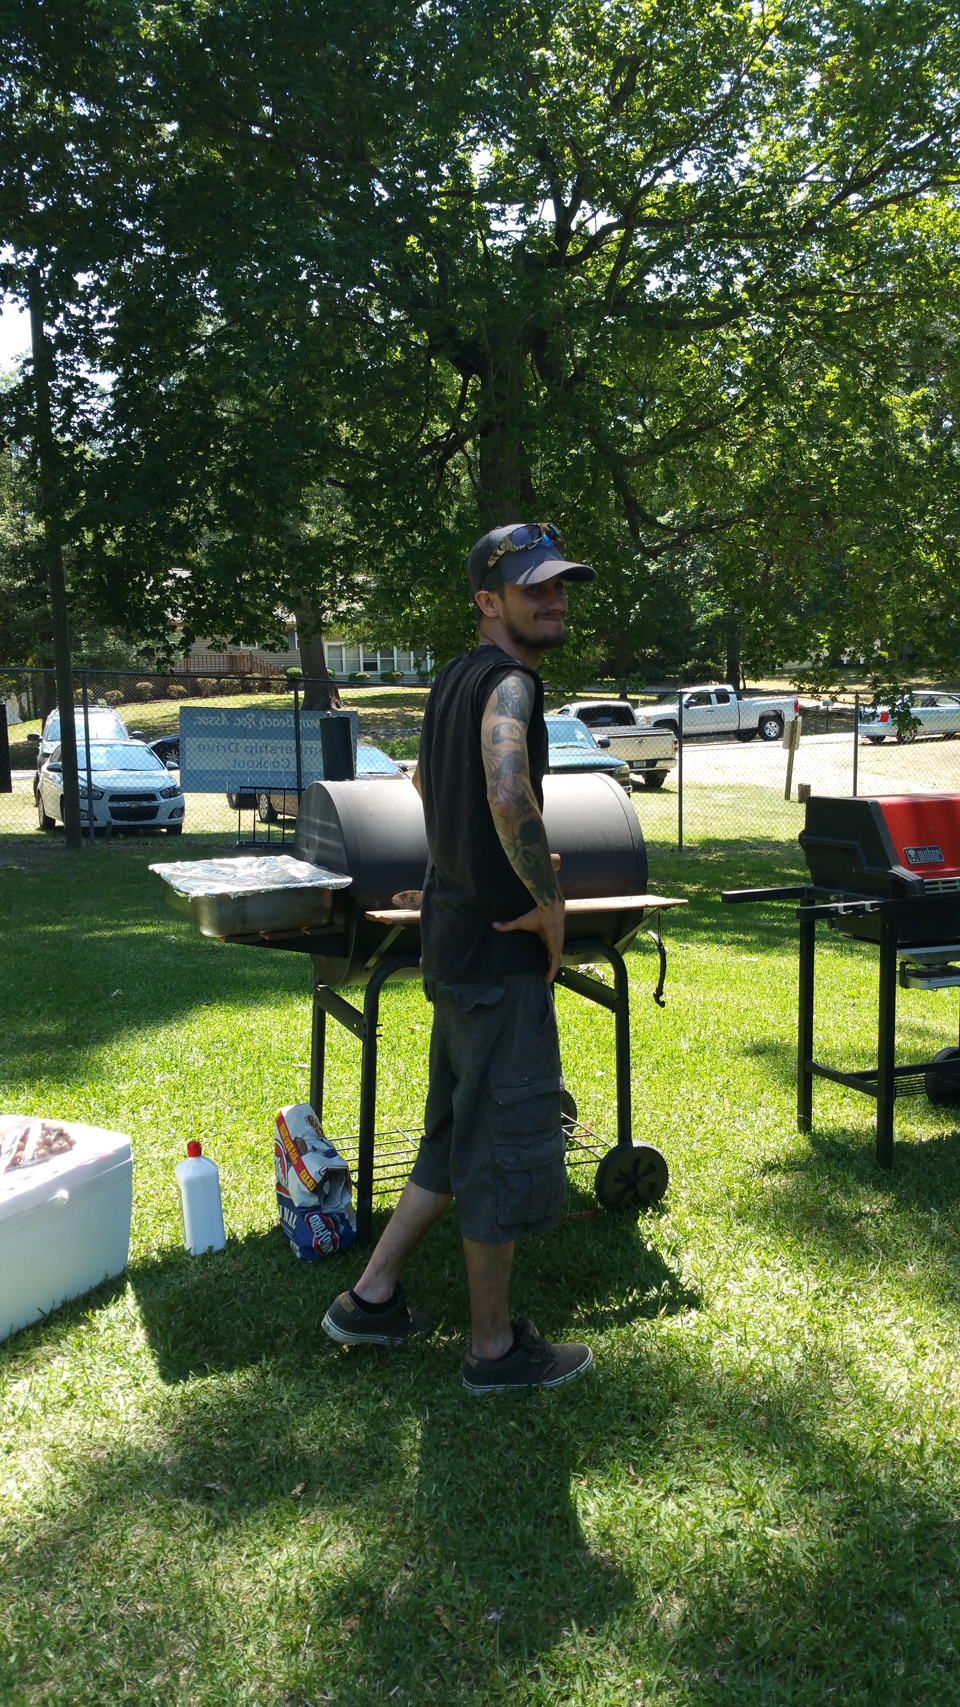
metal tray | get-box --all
[150,855,351,939]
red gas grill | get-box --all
[723,794,960,1167]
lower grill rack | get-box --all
[814,1054,960,1103]
[330,1115,669,1220]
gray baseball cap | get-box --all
[468,523,596,595]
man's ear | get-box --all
[475,588,502,619]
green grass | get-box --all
[3,837,960,1704]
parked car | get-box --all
[634,685,800,742]
[255,744,407,822]
[544,717,632,789]
[553,700,677,788]
[36,740,185,834]
[148,734,180,768]
[859,690,960,744]
[28,705,141,791]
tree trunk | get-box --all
[476,336,535,528]
[36,663,58,722]
[295,603,341,710]
[725,620,742,692]
[29,270,82,850]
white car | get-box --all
[32,705,133,767]
[37,740,185,834]
[859,691,960,744]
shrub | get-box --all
[379,670,404,684]
[104,689,125,706]
[166,682,189,699]
[220,676,241,695]
[348,671,371,683]
[129,679,156,702]
[198,676,220,697]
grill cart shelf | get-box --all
[723,793,960,1167]
[152,772,687,1242]
[302,899,684,1243]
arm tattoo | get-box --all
[481,673,562,911]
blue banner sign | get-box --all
[179,707,359,794]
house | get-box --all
[175,626,433,683]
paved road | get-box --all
[679,730,960,796]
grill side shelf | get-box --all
[363,894,689,924]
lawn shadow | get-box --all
[9,1304,960,1703]
[129,1197,698,1385]
[0,1272,129,1364]
[128,1224,338,1383]
[732,1122,960,1324]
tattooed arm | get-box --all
[480,672,565,982]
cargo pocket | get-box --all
[491,1076,565,1228]
[442,982,506,1012]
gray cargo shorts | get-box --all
[409,973,565,1243]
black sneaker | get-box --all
[462,1319,593,1395]
[322,1284,432,1347]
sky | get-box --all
[0,298,32,374]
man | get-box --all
[322,522,596,1394]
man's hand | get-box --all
[480,672,565,983]
[493,896,565,984]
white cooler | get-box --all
[0,1120,133,1342]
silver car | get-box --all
[33,705,131,766]
[860,691,960,744]
[37,740,185,834]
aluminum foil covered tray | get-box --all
[150,855,351,939]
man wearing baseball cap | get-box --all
[322,523,596,1393]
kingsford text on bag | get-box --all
[274,1103,356,1259]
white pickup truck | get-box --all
[552,700,678,789]
[634,685,800,742]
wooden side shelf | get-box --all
[364,894,688,924]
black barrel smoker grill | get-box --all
[723,793,960,1166]
[153,771,686,1241]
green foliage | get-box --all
[2,0,960,689]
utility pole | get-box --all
[29,267,82,850]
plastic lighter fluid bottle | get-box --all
[174,1140,226,1255]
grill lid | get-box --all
[800,795,960,898]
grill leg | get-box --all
[876,914,898,1169]
[609,945,632,1147]
[310,990,326,1123]
[355,989,381,1247]
[798,914,815,1133]
[356,959,417,1246]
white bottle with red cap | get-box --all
[174,1140,226,1255]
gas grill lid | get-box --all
[799,794,960,898]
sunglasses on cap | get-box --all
[486,522,565,572]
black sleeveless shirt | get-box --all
[418,643,549,980]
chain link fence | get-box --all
[0,665,422,847]
[2,669,958,859]
[634,693,960,854]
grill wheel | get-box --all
[594,1142,669,1213]
[926,1048,960,1105]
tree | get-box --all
[3,0,959,695]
